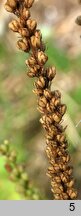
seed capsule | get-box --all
[52,112,62,123]
[33,88,43,96]
[67,189,77,199]
[31,29,42,48]
[7,0,17,8]
[4,4,14,12]
[44,89,52,100]
[56,134,65,143]
[35,76,46,89]
[9,20,20,32]
[37,51,48,65]
[27,66,39,77]
[27,19,37,31]
[35,30,42,39]
[46,67,56,81]
[59,104,67,116]
[17,38,30,52]
[38,96,47,108]
[66,180,74,188]
[22,8,30,20]
[27,56,37,67]
[25,0,34,8]
[19,28,30,37]
[31,35,41,48]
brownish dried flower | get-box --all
[5,0,77,200]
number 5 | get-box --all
[69,203,75,211]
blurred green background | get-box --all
[0,0,81,200]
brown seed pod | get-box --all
[44,89,52,100]
[56,134,66,143]
[31,35,41,48]
[67,189,77,199]
[33,88,43,96]
[37,51,48,65]
[5,0,77,200]
[9,20,20,32]
[22,8,30,20]
[7,0,17,8]
[27,66,38,77]
[37,106,45,114]
[31,29,42,48]
[59,104,67,116]
[50,97,61,110]
[35,30,42,39]
[27,56,37,67]
[17,38,30,52]
[38,96,47,108]
[35,76,48,89]
[66,180,74,188]
[27,19,37,32]
[19,28,30,37]
[52,112,62,123]
[46,67,56,81]
[4,3,14,12]
[24,0,34,8]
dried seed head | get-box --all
[27,19,37,31]
[37,51,48,65]
[25,0,34,8]
[9,20,20,32]
[17,38,30,52]
[46,67,56,81]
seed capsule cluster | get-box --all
[5,0,77,199]
[0,140,40,200]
